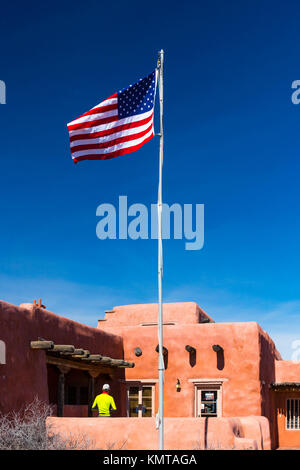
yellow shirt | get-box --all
[92,393,117,416]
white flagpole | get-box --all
[157,48,164,451]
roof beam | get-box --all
[30,341,54,350]
[30,340,134,368]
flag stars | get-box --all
[118,71,156,118]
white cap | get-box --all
[103,383,110,391]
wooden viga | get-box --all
[30,339,135,368]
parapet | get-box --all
[97,302,214,328]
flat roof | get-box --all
[270,382,300,391]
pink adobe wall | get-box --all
[0,300,125,415]
[100,316,267,417]
[47,416,271,450]
[273,361,300,448]
[98,302,284,449]
[98,302,214,328]
[275,360,300,382]
[272,361,300,448]
[257,326,282,447]
[274,391,300,448]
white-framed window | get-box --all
[192,381,223,418]
[286,398,300,430]
[126,382,155,418]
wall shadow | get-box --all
[189,350,196,367]
[216,350,225,370]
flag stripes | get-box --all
[71,131,154,163]
[67,71,157,163]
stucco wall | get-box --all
[273,361,300,448]
[275,360,300,382]
[100,319,266,418]
[257,326,282,447]
[47,416,271,450]
[273,391,300,448]
[98,302,214,328]
[0,300,124,414]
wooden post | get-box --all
[88,375,95,417]
[87,370,101,417]
[57,372,65,417]
[57,366,70,417]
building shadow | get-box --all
[216,350,225,370]
[189,350,196,367]
[204,417,208,449]
[155,345,168,369]
[185,345,196,367]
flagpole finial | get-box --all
[157,49,164,68]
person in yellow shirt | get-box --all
[92,384,117,417]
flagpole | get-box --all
[157,48,164,451]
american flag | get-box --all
[67,71,157,164]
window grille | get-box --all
[200,390,218,417]
[286,399,300,430]
[127,384,154,417]
[194,383,222,418]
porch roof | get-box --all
[30,339,135,370]
[270,382,300,391]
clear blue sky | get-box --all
[1,0,300,359]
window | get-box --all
[0,340,5,365]
[79,386,88,405]
[127,383,155,417]
[286,399,300,430]
[67,386,77,405]
[194,382,222,417]
[200,390,218,417]
[65,385,88,405]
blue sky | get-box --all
[0,0,300,359]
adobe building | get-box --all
[0,299,132,419]
[1,299,300,449]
